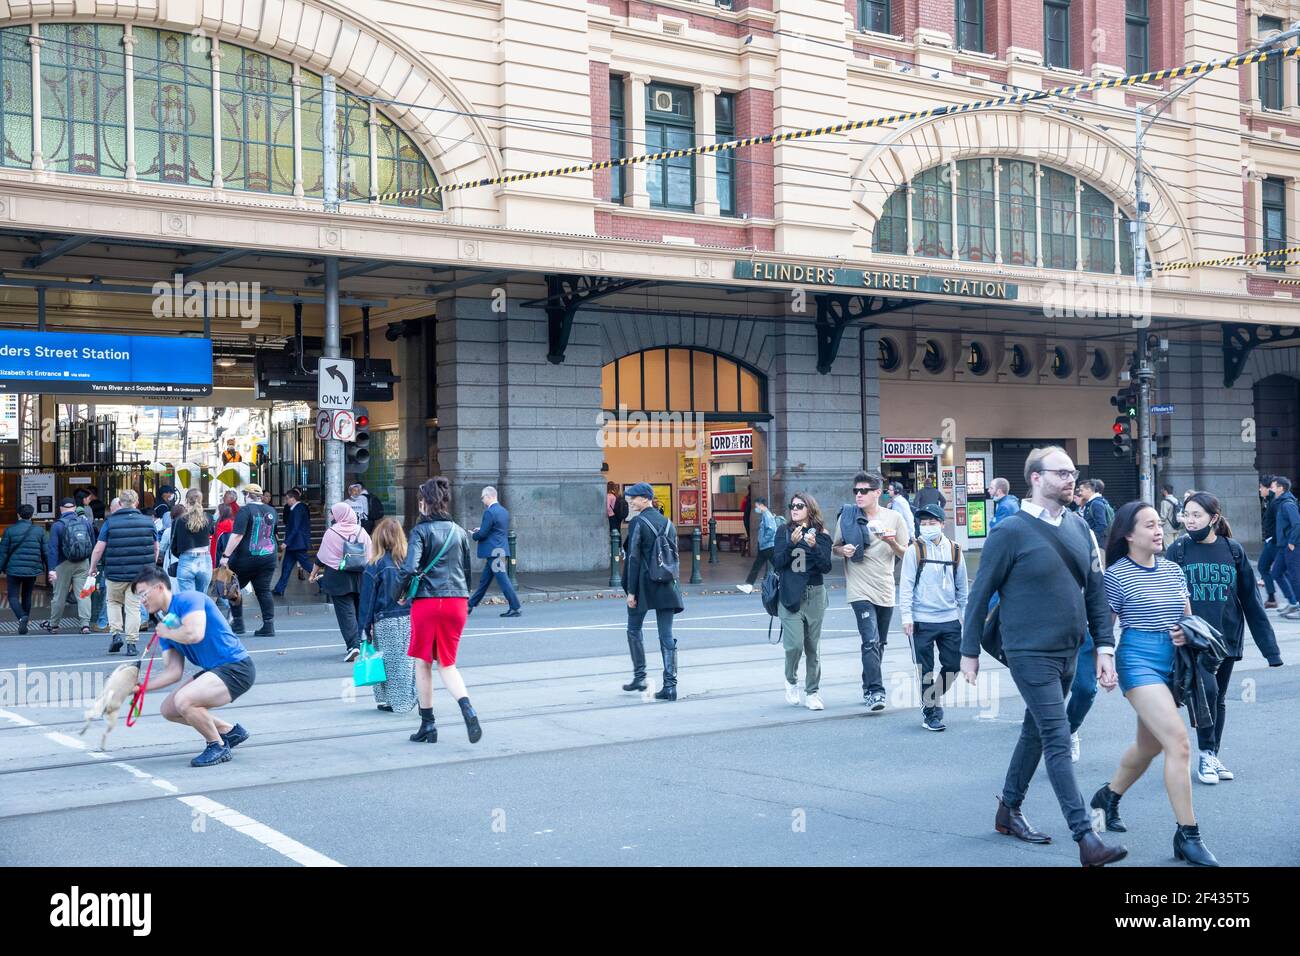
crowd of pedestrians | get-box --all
[11,451,1291,867]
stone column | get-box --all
[628,75,651,209]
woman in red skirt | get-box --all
[398,477,481,744]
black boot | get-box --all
[1090,783,1128,832]
[409,707,437,743]
[458,697,482,744]
[654,645,678,701]
[623,631,647,692]
[1173,824,1220,867]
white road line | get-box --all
[178,794,344,867]
[0,708,38,726]
[44,731,87,750]
[151,778,179,794]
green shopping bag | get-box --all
[352,641,387,687]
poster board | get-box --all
[21,473,55,519]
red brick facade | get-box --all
[590,61,613,201]
[1247,276,1300,298]
[1147,1,1183,76]
[595,211,776,249]
[736,88,774,220]
[986,0,1043,58]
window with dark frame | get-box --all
[857,0,890,34]
[645,83,694,211]
[1044,1,1071,70]
[716,92,736,217]
[609,75,625,203]
[1259,16,1284,110]
[602,348,767,414]
[1263,176,1288,272]
[1126,0,1149,75]
[955,0,985,53]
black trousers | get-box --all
[6,575,34,620]
[230,558,275,627]
[1002,652,1091,840]
[744,547,774,585]
[332,592,362,650]
[911,620,961,712]
[1196,658,1235,754]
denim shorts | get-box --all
[1116,627,1176,695]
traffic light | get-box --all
[1155,434,1172,461]
[1109,384,1138,419]
[345,404,370,474]
[1112,415,1133,459]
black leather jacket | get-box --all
[398,516,472,600]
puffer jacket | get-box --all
[98,508,157,582]
[0,520,47,577]
[398,516,472,600]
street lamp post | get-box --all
[1131,23,1300,505]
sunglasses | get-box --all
[790,502,807,511]
[853,487,877,495]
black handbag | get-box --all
[982,512,1089,665]
[332,528,368,572]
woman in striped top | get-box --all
[1088,502,1217,866]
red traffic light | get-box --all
[1112,422,1125,435]
[356,415,369,427]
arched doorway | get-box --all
[600,347,769,548]
[1254,375,1300,483]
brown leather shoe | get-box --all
[1265,600,1278,609]
[994,796,1051,844]
[1078,831,1128,867]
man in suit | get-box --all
[468,486,522,618]
[961,446,1127,867]
[273,488,314,597]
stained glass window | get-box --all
[0,28,33,168]
[0,22,442,209]
[911,165,951,259]
[957,158,996,262]
[221,45,294,193]
[1000,160,1037,266]
[873,187,907,254]
[1080,184,1115,274]
[40,23,126,177]
[1041,167,1077,270]
[375,112,441,209]
[133,28,214,185]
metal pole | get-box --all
[507,529,517,585]
[1133,107,1154,506]
[708,516,719,564]
[321,73,344,510]
[690,527,703,584]
[609,528,621,588]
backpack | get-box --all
[614,494,630,525]
[635,514,679,583]
[61,516,94,562]
[247,507,277,558]
[368,493,386,525]
[912,537,961,590]
[1091,497,1114,537]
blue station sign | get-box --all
[0,330,213,396]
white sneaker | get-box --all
[1070,732,1081,763]
[1210,753,1233,780]
[1283,606,1300,620]
[1196,751,1219,784]
[805,693,824,711]
[784,682,801,706]
[344,647,360,663]
[736,583,754,594]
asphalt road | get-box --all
[2,592,1297,867]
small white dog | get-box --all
[79,662,140,751]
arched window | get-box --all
[0,23,440,208]
[602,348,767,416]
[874,158,1135,275]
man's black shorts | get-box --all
[197,657,256,702]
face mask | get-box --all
[921,525,944,541]
[1188,525,1212,543]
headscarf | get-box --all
[317,501,373,568]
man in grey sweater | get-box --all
[961,446,1128,867]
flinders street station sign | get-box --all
[734,260,1018,301]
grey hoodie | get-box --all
[899,533,968,625]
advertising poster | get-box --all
[967,499,988,539]
[678,453,699,491]
[21,473,56,519]
[679,490,699,526]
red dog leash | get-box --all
[126,634,159,728]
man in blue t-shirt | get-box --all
[131,567,256,767]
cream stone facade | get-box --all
[0,0,1297,567]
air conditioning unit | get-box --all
[653,90,674,112]
[715,0,734,9]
